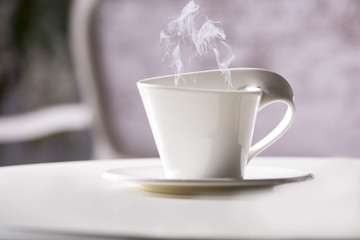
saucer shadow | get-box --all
[138,184,275,199]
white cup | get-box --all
[137,68,295,179]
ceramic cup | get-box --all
[137,68,295,179]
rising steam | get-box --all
[160,1,235,87]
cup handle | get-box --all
[247,71,296,161]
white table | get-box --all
[0,157,359,239]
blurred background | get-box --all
[1,0,360,166]
[0,0,91,165]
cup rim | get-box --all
[137,68,272,94]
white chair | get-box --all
[0,0,158,162]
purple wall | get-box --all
[95,0,360,157]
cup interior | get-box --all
[138,68,266,93]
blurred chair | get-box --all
[0,0,155,161]
[0,0,150,162]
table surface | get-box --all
[0,157,359,239]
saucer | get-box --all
[103,163,312,194]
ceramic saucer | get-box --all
[103,163,312,194]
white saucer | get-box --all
[103,163,312,193]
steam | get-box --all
[160,1,236,87]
